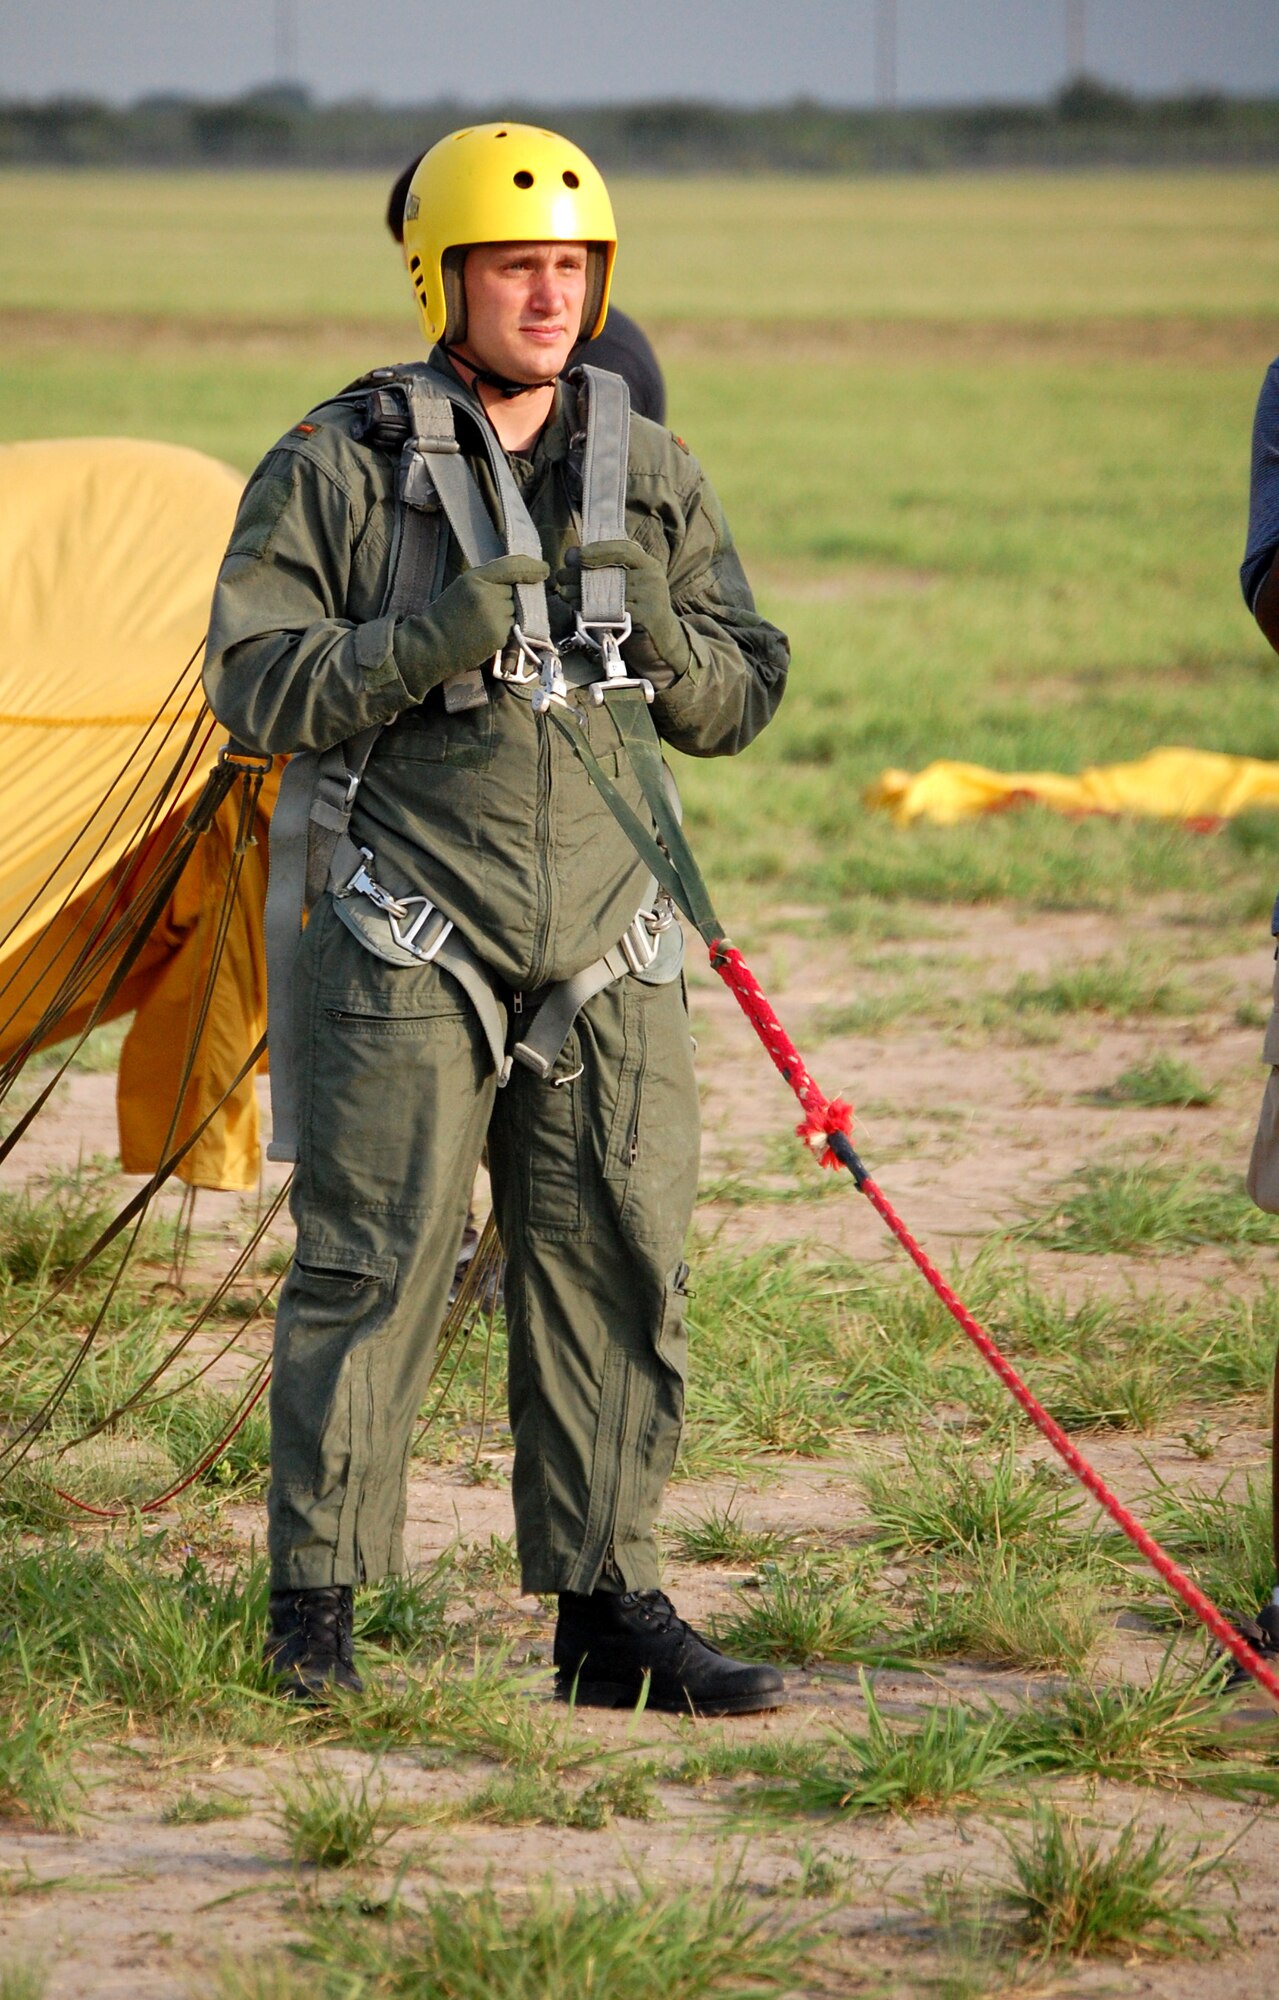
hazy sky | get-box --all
[5,0,1278,106]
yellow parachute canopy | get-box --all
[0,437,276,1191]
[865,747,1279,829]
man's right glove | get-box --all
[556,539,694,686]
[395,554,549,699]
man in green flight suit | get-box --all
[204,123,790,1714]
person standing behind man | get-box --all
[1235,351,1279,1670]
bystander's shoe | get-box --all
[554,1587,785,1715]
[1225,1602,1279,1690]
[264,1585,363,1702]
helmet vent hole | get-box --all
[409,254,420,271]
[562,170,579,188]
[496,130,507,138]
[513,170,534,188]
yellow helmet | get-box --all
[401,123,617,348]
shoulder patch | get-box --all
[672,435,690,453]
[225,467,295,563]
[293,422,318,436]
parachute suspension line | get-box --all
[0,674,214,1039]
[169,1183,199,1293]
[32,1174,292,1465]
[0,643,207,991]
[0,1031,267,1378]
[0,743,240,1141]
[52,1359,272,1521]
[0,1032,266,1463]
[708,937,1279,1711]
[470,1304,499,1469]
[0,773,265,1471]
[413,1215,504,1450]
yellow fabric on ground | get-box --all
[0,437,275,1191]
[865,746,1279,828]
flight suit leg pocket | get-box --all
[520,1039,586,1236]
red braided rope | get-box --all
[710,940,1279,1708]
[53,1368,271,1520]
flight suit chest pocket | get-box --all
[377,703,495,771]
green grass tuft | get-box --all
[0,1693,82,1832]
[711,1559,899,1667]
[671,1734,826,1788]
[0,1168,123,1285]
[1130,1474,1275,1626]
[354,1565,454,1654]
[0,1967,47,2000]
[914,1550,1102,1674]
[1092,1054,1219,1108]
[295,1876,811,2000]
[273,1761,393,1870]
[1002,1807,1234,1959]
[1006,1661,1279,1801]
[665,1499,797,1567]
[455,1764,659,1830]
[767,1681,1029,1818]
[1020,1160,1279,1253]
[859,1434,1079,1556]
[161,1787,253,1826]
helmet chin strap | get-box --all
[444,344,550,401]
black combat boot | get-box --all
[264,1585,363,1702]
[554,1588,785,1715]
[1226,1601,1279,1689]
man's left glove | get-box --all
[557,538,693,685]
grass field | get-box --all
[5,167,1279,2000]
[5,170,1276,914]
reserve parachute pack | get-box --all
[263,360,681,1161]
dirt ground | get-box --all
[5,903,1279,1998]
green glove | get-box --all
[557,538,693,684]
[395,554,549,700]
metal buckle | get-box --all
[573,614,655,706]
[505,626,570,714]
[217,742,274,774]
[619,912,661,976]
[342,847,454,963]
[388,899,453,963]
[491,642,537,686]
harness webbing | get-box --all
[265,359,664,1154]
[555,682,1279,1710]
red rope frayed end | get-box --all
[797,1097,854,1169]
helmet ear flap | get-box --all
[441,247,468,345]
[579,247,608,341]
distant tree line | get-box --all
[3,79,1278,172]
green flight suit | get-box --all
[204,352,788,1593]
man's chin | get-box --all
[511,340,574,382]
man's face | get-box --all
[460,241,588,382]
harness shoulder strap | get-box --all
[570,363,631,629]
